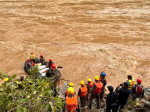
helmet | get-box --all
[101,72,106,77]
[32,63,35,66]
[95,76,99,80]
[137,78,142,83]
[80,81,84,85]
[49,59,52,62]
[40,55,43,58]
[68,87,74,94]
[69,83,74,87]
[87,78,92,82]
[4,78,9,82]
[51,64,56,70]
[28,59,31,61]
[31,52,33,54]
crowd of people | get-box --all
[65,73,145,112]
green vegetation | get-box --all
[0,70,64,112]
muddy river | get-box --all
[0,0,150,91]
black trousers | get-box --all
[80,96,86,107]
[89,94,100,109]
[117,101,126,112]
[106,105,117,112]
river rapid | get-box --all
[0,0,150,91]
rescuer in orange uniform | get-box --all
[30,52,36,63]
[66,87,79,112]
[89,76,103,109]
[86,78,93,100]
[78,81,88,107]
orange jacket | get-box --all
[66,95,78,112]
[80,86,87,97]
[93,82,103,94]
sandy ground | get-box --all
[0,0,150,92]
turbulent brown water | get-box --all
[0,0,150,91]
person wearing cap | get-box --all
[99,72,107,100]
[86,78,93,100]
[115,82,131,112]
[65,83,76,97]
[106,86,118,112]
[47,59,54,69]
[78,81,88,107]
[89,76,103,109]
[132,78,144,100]
[27,59,32,69]
[30,52,36,63]
[65,87,79,112]
[40,55,45,65]
[126,75,135,90]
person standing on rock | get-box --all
[99,72,107,100]
[89,76,103,109]
[106,86,118,112]
[30,52,36,63]
[65,87,79,112]
[132,78,144,100]
[86,78,93,101]
[78,81,88,107]
[115,82,131,112]
[40,55,45,65]
[126,75,135,90]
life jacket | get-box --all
[128,79,135,90]
[66,95,78,112]
[136,85,144,95]
[88,82,93,88]
[66,90,75,96]
[93,82,103,94]
[80,86,87,97]
[30,54,35,59]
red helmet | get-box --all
[137,78,142,83]
[31,52,33,54]
[28,59,31,61]
[49,59,52,62]
[32,63,35,66]
[51,64,56,70]
[40,55,43,58]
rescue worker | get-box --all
[86,78,93,100]
[78,81,88,107]
[65,83,76,97]
[30,52,36,63]
[66,87,79,112]
[132,78,144,100]
[99,72,107,100]
[47,59,54,69]
[106,86,117,112]
[89,76,103,109]
[40,55,45,65]
[126,75,135,90]
[115,82,131,112]
[27,59,32,69]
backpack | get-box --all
[136,85,144,95]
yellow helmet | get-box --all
[80,81,84,85]
[4,78,9,82]
[69,82,74,87]
[95,76,99,81]
[68,87,74,94]
[87,78,92,82]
